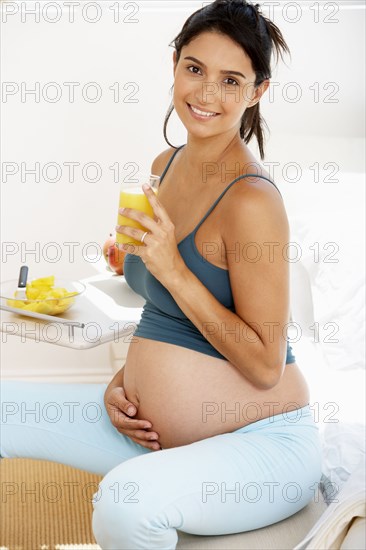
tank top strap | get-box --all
[192,173,282,235]
[159,145,185,184]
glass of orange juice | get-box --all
[116,174,160,248]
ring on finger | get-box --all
[141,231,149,244]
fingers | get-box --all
[128,436,161,451]
[117,207,155,234]
[109,408,161,449]
[107,393,153,431]
[123,400,137,417]
[117,426,161,451]
[116,185,175,252]
[118,428,159,442]
[142,184,169,223]
[105,386,161,450]
[108,387,139,417]
[117,183,170,233]
[122,416,152,430]
[108,404,149,429]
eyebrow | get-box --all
[183,56,247,80]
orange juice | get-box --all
[116,176,160,247]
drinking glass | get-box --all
[116,174,160,248]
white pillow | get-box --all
[283,173,365,371]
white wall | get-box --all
[1,1,365,380]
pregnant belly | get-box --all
[123,337,310,449]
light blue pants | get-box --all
[0,381,323,549]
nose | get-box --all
[195,80,220,107]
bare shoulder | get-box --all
[225,148,283,207]
[228,174,283,204]
[150,147,177,177]
[222,171,289,240]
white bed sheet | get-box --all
[292,336,365,494]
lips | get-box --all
[187,103,220,118]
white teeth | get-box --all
[190,104,216,117]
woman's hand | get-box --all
[104,385,161,451]
[115,184,186,287]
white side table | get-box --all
[0,266,145,351]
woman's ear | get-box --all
[172,50,177,76]
[247,79,270,108]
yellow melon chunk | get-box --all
[6,299,27,308]
[22,302,54,314]
[31,276,55,287]
[26,287,41,300]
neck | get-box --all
[181,135,245,184]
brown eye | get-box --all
[224,78,239,86]
[187,65,201,74]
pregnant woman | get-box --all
[1,2,322,549]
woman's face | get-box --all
[172,31,269,138]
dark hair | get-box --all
[163,0,291,160]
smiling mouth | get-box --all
[187,103,220,117]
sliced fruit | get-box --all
[30,276,55,287]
